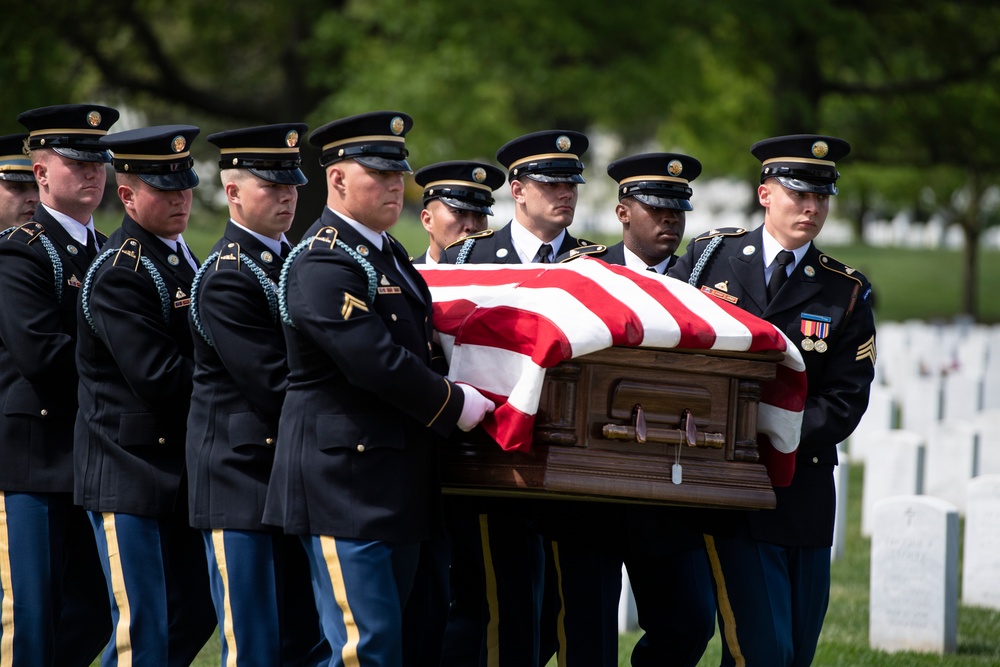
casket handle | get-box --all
[602,406,724,449]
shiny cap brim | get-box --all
[250,167,308,186]
[52,146,112,164]
[774,176,838,195]
[138,169,200,192]
[631,193,693,211]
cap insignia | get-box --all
[390,116,405,136]
[811,141,829,158]
[555,135,571,152]
[87,111,102,127]
[285,130,299,148]
[472,167,487,183]
[667,159,683,176]
[171,135,186,153]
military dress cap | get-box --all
[751,134,851,195]
[496,130,588,184]
[101,125,201,191]
[17,103,120,163]
[206,123,309,186]
[414,160,505,215]
[0,134,34,183]
[607,152,702,212]
[308,111,413,171]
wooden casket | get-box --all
[440,346,783,510]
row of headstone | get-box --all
[869,475,1000,654]
[856,409,1000,534]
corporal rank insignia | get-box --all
[67,274,82,288]
[800,313,831,353]
[856,335,877,366]
[701,285,738,304]
[174,288,191,309]
[341,292,369,320]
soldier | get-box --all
[0,133,39,227]
[411,160,504,264]
[669,134,877,666]
[604,152,718,667]
[0,105,118,666]
[187,123,328,665]
[262,111,494,666]
[76,125,216,664]
[441,130,619,667]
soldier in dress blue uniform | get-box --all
[600,153,719,667]
[0,105,118,667]
[0,134,39,227]
[668,134,877,666]
[75,125,217,665]
[187,123,328,666]
[440,131,618,667]
[261,111,495,667]
[412,160,504,264]
[404,158,504,667]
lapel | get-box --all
[726,226,768,316]
[322,210,429,306]
[121,215,197,287]
[602,241,627,267]
[32,206,95,278]
[493,223,520,264]
[220,221,283,282]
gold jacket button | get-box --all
[40,409,49,417]
[357,444,365,453]
[266,437,275,446]
[391,313,398,321]
[158,437,167,445]
[812,456,819,464]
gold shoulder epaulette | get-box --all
[8,222,45,244]
[445,228,493,250]
[309,226,338,249]
[112,238,142,270]
[818,253,865,285]
[694,227,747,242]
[558,244,607,263]
[213,242,241,269]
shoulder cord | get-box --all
[0,227,65,304]
[279,237,378,330]
[82,249,171,334]
[456,238,476,265]
[688,234,724,287]
[190,251,279,347]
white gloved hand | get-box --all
[457,383,496,432]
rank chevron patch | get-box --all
[856,335,877,365]
[341,292,369,320]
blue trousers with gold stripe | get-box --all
[89,511,216,667]
[0,491,110,667]
[302,535,419,667]
[203,529,329,666]
[704,534,830,667]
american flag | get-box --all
[416,258,806,486]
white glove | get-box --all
[457,383,496,432]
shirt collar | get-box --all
[761,226,810,269]
[509,218,566,264]
[331,207,386,251]
[623,244,670,274]
[423,248,439,265]
[230,219,285,257]
[40,203,95,247]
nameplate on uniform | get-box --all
[700,286,738,304]
[377,286,402,295]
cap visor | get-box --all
[774,176,838,195]
[0,172,36,183]
[525,172,585,184]
[138,169,200,191]
[632,193,693,211]
[355,155,412,172]
[438,196,493,216]
[250,168,308,186]
[53,146,111,164]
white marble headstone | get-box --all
[861,429,925,537]
[941,373,982,422]
[977,410,1000,476]
[869,495,958,654]
[923,420,979,514]
[962,475,1000,610]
